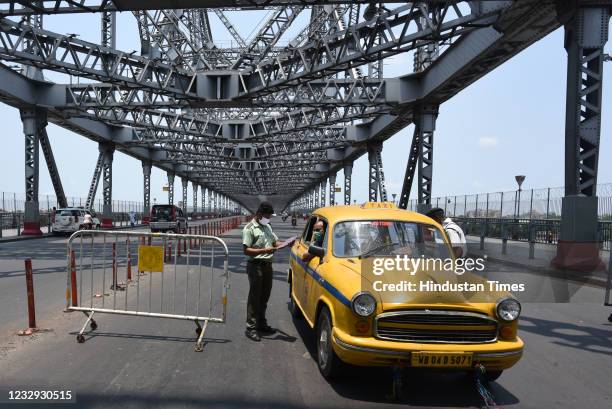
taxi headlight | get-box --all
[351,292,377,317]
[495,298,521,322]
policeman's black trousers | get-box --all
[246,259,273,330]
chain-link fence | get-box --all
[0,192,144,214]
[406,183,612,220]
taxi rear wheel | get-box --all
[316,307,342,379]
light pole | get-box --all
[392,193,397,205]
[515,175,526,219]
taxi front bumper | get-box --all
[331,326,523,370]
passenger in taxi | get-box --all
[302,219,325,263]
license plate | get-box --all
[411,352,473,368]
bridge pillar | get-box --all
[367,144,378,202]
[100,143,114,228]
[167,172,175,205]
[142,161,151,224]
[208,189,213,216]
[314,183,320,208]
[344,162,353,205]
[329,173,337,206]
[202,186,207,215]
[417,105,438,213]
[553,5,610,271]
[212,191,217,216]
[181,177,188,215]
[20,108,46,235]
[321,179,327,207]
[367,141,388,202]
[193,183,198,218]
[398,105,438,211]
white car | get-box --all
[52,208,101,234]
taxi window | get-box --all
[332,220,450,259]
[301,216,317,243]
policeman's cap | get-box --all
[257,201,275,214]
[425,207,445,219]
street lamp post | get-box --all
[515,175,526,219]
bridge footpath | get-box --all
[0,218,610,409]
[466,236,610,288]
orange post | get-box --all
[111,242,118,290]
[24,259,36,329]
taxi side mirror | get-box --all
[308,245,325,258]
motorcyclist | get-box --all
[83,212,94,230]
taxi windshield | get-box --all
[332,220,450,259]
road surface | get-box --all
[0,217,610,408]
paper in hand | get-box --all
[276,236,298,249]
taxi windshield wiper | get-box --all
[358,242,401,259]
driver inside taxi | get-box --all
[302,219,325,262]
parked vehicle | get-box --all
[149,205,187,233]
[289,202,523,381]
[52,208,100,234]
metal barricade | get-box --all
[65,230,229,352]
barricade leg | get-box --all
[76,311,96,343]
[194,319,208,352]
[126,239,132,282]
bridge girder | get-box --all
[0,0,568,212]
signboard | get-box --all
[138,245,164,272]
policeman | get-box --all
[242,201,278,341]
[426,207,468,258]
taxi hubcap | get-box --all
[318,319,329,367]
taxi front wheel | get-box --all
[317,307,343,379]
[484,370,503,382]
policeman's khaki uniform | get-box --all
[242,219,278,330]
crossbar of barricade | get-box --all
[66,230,229,352]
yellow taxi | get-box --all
[288,202,523,380]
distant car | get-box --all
[149,205,187,233]
[52,208,100,234]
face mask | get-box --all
[313,231,322,241]
[259,217,270,225]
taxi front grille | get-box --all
[375,310,498,344]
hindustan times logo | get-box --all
[372,255,486,276]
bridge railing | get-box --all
[406,183,612,220]
[453,217,612,252]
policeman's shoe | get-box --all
[245,329,261,342]
[257,325,277,335]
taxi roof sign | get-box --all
[360,202,397,209]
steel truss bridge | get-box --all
[0,1,610,266]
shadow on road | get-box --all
[289,302,520,406]
[69,330,231,345]
[520,315,612,356]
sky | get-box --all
[0,9,611,208]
